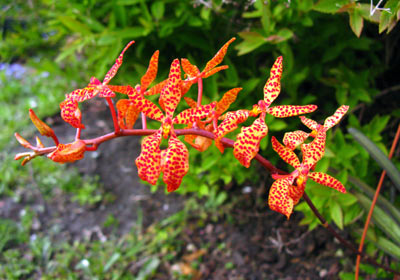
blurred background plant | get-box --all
[1,0,400,278]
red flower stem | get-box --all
[105,97,120,134]
[75,127,81,140]
[197,77,203,106]
[355,123,400,279]
[141,112,147,129]
[18,126,400,275]
[51,135,59,146]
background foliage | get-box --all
[1,0,400,278]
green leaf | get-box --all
[347,174,400,226]
[313,0,349,14]
[235,32,267,55]
[349,9,364,37]
[151,2,165,20]
[104,252,121,272]
[356,193,400,247]
[330,200,344,229]
[376,236,400,260]
[348,127,400,191]
[58,16,92,35]
[137,257,160,280]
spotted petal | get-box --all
[174,102,216,124]
[268,176,296,219]
[144,79,168,96]
[271,136,301,169]
[47,140,86,163]
[159,59,182,117]
[263,56,283,106]
[203,65,229,78]
[216,88,242,115]
[283,130,310,150]
[324,105,349,130]
[233,117,268,168]
[135,130,162,185]
[267,105,317,118]
[181,58,200,78]
[309,172,346,193]
[288,182,305,206]
[116,99,140,129]
[29,109,56,138]
[103,41,135,84]
[214,110,249,153]
[68,87,95,102]
[106,85,131,95]
[60,98,84,129]
[141,50,159,91]
[127,86,164,122]
[301,131,326,169]
[203,37,235,73]
[184,97,197,108]
[299,116,318,131]
[161,136,189,192]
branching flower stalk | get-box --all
[14,39,399,275]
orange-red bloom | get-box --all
[283,105,349,150]
[131,59,216,191]
[268,136,346,219]
[60,41,135,128]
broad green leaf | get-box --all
[330,200,344,229]
[348,127,400,191]
[313,0,349,13]
[235,32,267,55]
[349,9,364,37]
[151,1,165,20]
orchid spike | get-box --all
[269,136,346,218]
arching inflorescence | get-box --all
[14,38,348,218]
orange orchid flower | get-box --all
[268,136,346,219]
[60,41,135,128]
[214,56,317,167]
[283,105,350,150]
[130,59,216,191]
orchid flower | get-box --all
[283,105,350,150]
[130,59,216,191]
[268,136,346,219]
[214,56,318,167]
[60,41,135,128]
[182,87,242,151]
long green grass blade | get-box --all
[348,127,400,191]
[356,193,400,247]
